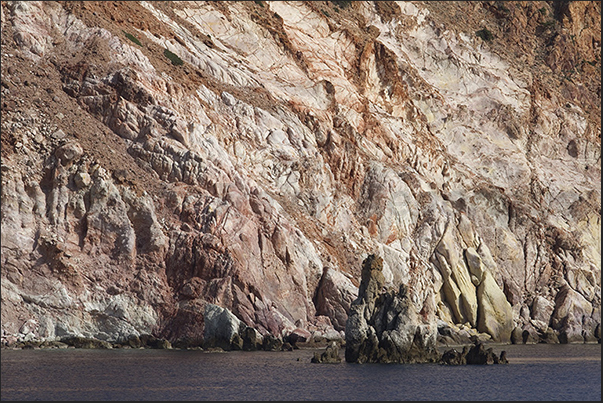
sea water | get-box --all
[1,343,600,401]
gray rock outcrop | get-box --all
[203,303,263,351]
[311,341,342,364]
[345,254,440,363]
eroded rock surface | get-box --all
[311,341,342,364]
[1,1,600,348]
[345,254,441,363]
[441,340,508,365]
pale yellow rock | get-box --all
[464,247,486,285]
[434,226,478,327]
[476,271,514,342]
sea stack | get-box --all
[345,254,441,363]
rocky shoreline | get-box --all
[3,328,600,370]
[1,1,600,362]
[0,331,338,352]
[3,254,600,354]
[6,335,599,370]
[3,332,600,352]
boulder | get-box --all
[551,284,593,343]
[441,340,509,365]
[286,327,312,347]
[311,341,342,363]
[465,341,498,364]
[440,346,469,365]
[55,141,83,165]
[203,304,264,351]
[510,327,523,344]
[531,295,555,324]
[203,303,244,350]
[74,171,91,189]
[538,327,560,344]
[262,334,284,351]
[314,267,358,331]
[241,326,263,351]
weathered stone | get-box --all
[51,129,67,139]
[74,171,91,189]
[475,271,514,342]
[150,338,172,349]
[286,327,312,347]
[311,341,342,363]
[464,340,508,365]
[262,334,284,351]
[345,254,440,364]
[531,296,555,324]
[440,346,469,365]
[55,142,83,165]
[314,267,358,332]
[203,304,244,351]
[551,284,593,343]
[539,327,560,344]
[441,340,509,365]
[433,227,478,327]
[241,326,263,351]
[511,326,538,344]
[60,336,113,349]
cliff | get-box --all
[1,1,600,348]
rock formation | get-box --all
[311,341,342,364]
[440,340,508,365]
[1,1,600,349]
[345,254,441,363]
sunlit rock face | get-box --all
[1,1,600,347]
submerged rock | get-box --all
[440,340,509,365]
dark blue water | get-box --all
[1,343,600,401]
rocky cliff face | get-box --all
[1,1,600,348]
